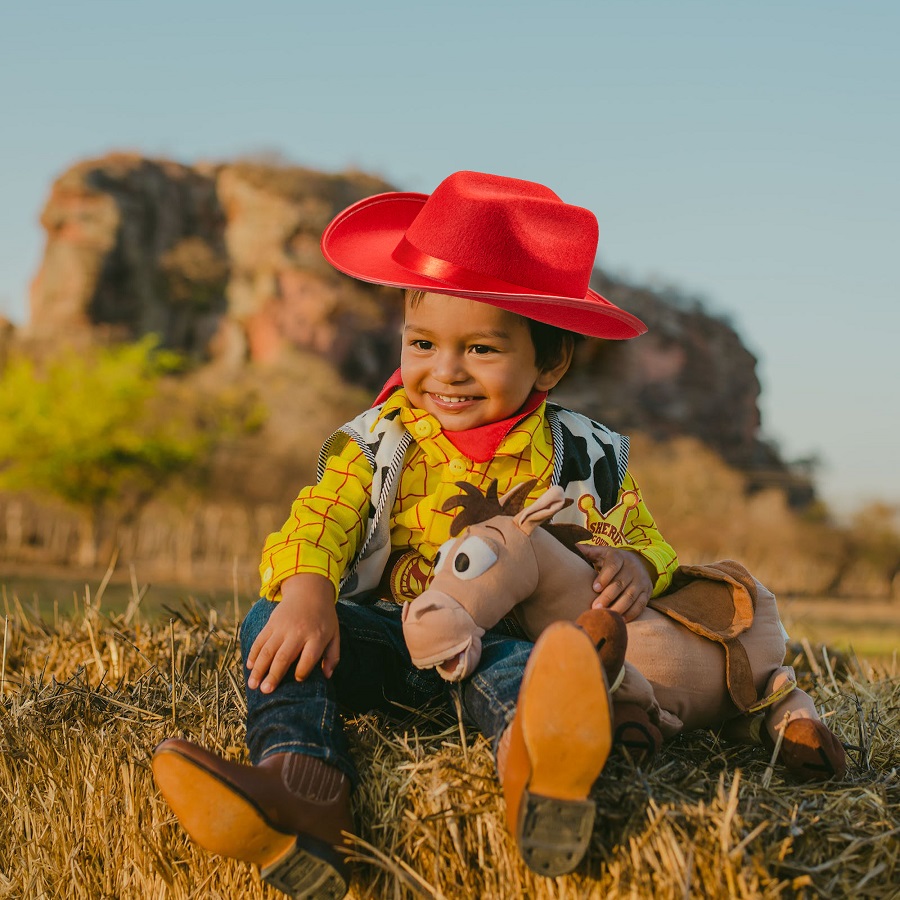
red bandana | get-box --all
[372,369,547,463]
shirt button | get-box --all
[262,566,273,581]
[448,458,467,476]
[414,420,432,437]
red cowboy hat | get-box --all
[320,171,646,339]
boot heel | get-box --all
[518,792,596,877]
[261,835,348,899]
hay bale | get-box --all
[0,592,897,898]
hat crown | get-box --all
[402,171,599,299]
[319,169,646,339]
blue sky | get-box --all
[1,0,897,514]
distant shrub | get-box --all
[626,434,845,594]
[0,337,264,559]
[837,502,900,598]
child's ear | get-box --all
[534,340,574,391]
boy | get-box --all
[150,172,833,899]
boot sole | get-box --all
[152,748,348,899]
[516,621,612,876]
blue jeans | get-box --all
[240,596,533,786]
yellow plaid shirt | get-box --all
[260,389,678,602]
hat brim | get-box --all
[321,192,646,340]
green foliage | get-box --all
[0,338,233,510]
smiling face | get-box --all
[401,293,570,431]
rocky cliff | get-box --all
[21,153,801,497]
[26,154,402,387]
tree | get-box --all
[0,337,254,566]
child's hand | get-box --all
[578,545,654,623]
[246,574,340,694]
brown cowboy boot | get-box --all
[776,718,847,781]
[721,664,847,783]
[152,738,353,899]
[758,715,846,782]
[499,619,613,877]
[721,712,847,782]
[574,609,663,764]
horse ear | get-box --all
[499,478,538,517]
[513,485,568,535]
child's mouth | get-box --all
[432,393,477,405]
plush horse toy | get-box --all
[401,479,846,781]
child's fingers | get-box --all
[260,640,299,694]
[246,632,264,671]
[293,638,327,683]
[594,579,626,609]
[258,638,303,693]
[594,569,625,599]
[578,543,612,567]
[591,553,624,593]
[322,634,340,679]
[247,632,279,690]
[605,585,649,622]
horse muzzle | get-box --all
[402,590,486,682]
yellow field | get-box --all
[779,597,900,662]
[0,585,898,898]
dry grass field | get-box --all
[0,582,897,899]
[779,597,900,665]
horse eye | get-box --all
[451,536,498,581]
[433,539,456,574]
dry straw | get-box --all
[0,590,897,899]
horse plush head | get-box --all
[401,479,596,681]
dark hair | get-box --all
[527,319,578,372]
[405,289,578,373]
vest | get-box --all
[316,402,629,598]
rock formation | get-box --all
[29,155,226,354]
[23,153,804,497]
[27,154,402,387]
[557,275,785,479]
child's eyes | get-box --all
[407,340,498,354]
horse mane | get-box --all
[442,479,592,553]
[443,479,535,536]
[542,522,594,555]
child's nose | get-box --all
[431,350,468,383]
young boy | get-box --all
[150,171,837,899]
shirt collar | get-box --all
[373,370,548,463]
